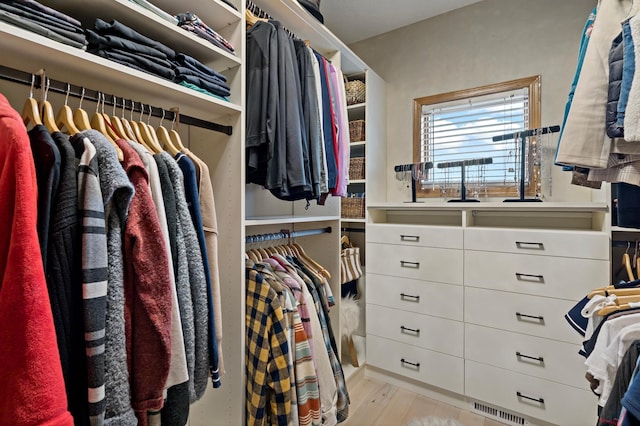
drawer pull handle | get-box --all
[400,293,420,302]
[516,392,545,405]
[516,312,545,323]
[516,352,545,364]
[515,241,545,250]
[400,358,420,369]
[400,325,420,335]
[401,261,420,269]
[515,273,545,282]
[401,235,420,242]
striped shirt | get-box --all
[255,262,321,426]
[73,136,108,425]
[246,266,291,425]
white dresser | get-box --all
[365,203,610,426]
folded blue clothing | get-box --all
[175,74,230,97]
[87,29,168,60]
[6,1,84,34]
[0,4,87,45]
[0,9,86,49]
[95,49,175,81]
[178,81,229,102]
[173,66,229,91]
[94,18,175,60]
[174,53,227,83]
[13,0,82,27]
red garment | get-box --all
[0,94,73,425]
[115,139,172,424]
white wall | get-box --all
[350,0,600,203]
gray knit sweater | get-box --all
[159,152,210,402]
[82,130,137,425]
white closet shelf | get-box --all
[341,218,366,224]
[0,22,241,121]
[350,141,366,147]
[368,202,609,213]
[45,0,241,71]
[612,226,640,233]
[252,0,366,74]
[245,215,340,226]
[348,179,366,184]
[347,103,366,111]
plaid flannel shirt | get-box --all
[246,266,292,425]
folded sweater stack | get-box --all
[87,18,176,81]
[0,0,87,49]
[87,19,231,100]
[173,53,231,99]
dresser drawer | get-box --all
[367,224,463,249]
[465,361,596,426]
[464,250,609,300]
[465,324,588,390]
[367,274,463,321]
[464,228,609,260]
[367,304,463,357]
[464,287,582,344]
[367,243,463,284]
[367,335,464,394]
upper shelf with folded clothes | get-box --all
[43,0,242,72]
[0,20,242,121]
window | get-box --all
[413,76,541,199]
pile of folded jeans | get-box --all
[176,12,235,55]
[0,0,87,49]
[87,18,176,81]
[173,53,231,100]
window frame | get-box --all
[412,75,541,198]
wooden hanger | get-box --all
[341,235,351,247]
[598,294,640,316]
[73,87,92,131]
[119,98,138,142]
[156,110,180,155]
[21,74,42,127]
[91,93,123,161]
[169,108,187,152]
[624,250,636,282]
[56,83,80,135]
[127,102,146,146]
[138,104,163,154]
[293,242,331,279]
[246,248,260,263]
[40,78,60,133]
[108,95,128,141]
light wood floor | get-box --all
[342,372,505,426]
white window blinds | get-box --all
[419,88,530,194]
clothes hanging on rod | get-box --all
[244,231,350,425]
[0,64,233,135]
[245,7,351,204]
[0,0,235,117]
[565,275,640,425]
[0,87,225,424]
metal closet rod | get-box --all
[245,227,332,243]
[0,65,232,135]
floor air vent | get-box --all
[471,401,529,426]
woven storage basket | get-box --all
[341,196,365,219]
[345,79,366,105]
[349,157,365,180]
[349,120,365,142]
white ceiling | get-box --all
[320,0,484,44]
